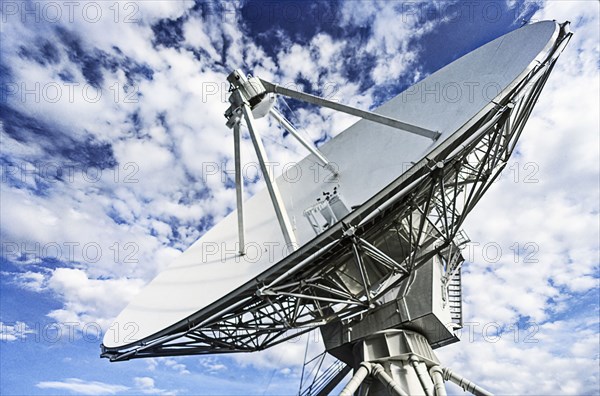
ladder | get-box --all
[447,269,463,328]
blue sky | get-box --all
[1,1,598,395]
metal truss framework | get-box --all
[101,25,571,361]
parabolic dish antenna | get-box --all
[101,20,571,396]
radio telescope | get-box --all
[101,21,571,395]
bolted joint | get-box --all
[224,90,246,129]
[343,225,356,237]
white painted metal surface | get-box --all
[103,21,559,348]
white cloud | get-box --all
[146,357,190,376]
[164,358,191,375]
[45,268,145,331]
[438,316,599,395]
[7,270,47,292]
[278,44,319,85]
[0,321,36,342]
[339,1,440,85]
[35,376,177,396]
[133,376,174,395]
[199,356,228,374]
[36,378,128,395]
[279,367,292,376]
[135,1,195,22]
[182,16,221,60]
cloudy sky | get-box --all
[0,0,598,395]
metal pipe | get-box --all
[268,108,332,169]
[233,122,245,255]
[260,79,441,140]
[409,355,434,396]
[262,290,364,306]
[358,237,408,273]
[358,173,428,227]
[340,362,371,396]
[371,363,409,396]
[260,238,338,290]
[240,99,298,249]
[351,239,372,304]
[446,108,506,160]
[443,367,494,396]
[430,366,447,396]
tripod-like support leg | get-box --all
[238,98,298,250]
[340,362,408,396]
[232,121,245,255]
[268,108,334,173]
[337,330,494,396]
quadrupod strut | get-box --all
[223,69,439,255]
